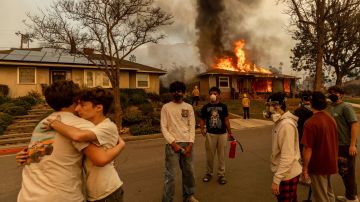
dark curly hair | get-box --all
[311,91,327,110]
[169,81,186,93]
[209,86,221,94]
[45,80,80,111]
[78,87,114,115]
[267,92,287,111]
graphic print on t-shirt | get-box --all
[210,108,222,129]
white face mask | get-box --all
[271,113,281,122]
[210,94,217,102]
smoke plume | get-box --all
[195,0,283,69]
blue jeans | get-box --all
[162,142,195,202]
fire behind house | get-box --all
[197,39,298,99]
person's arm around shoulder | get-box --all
[43,116,97,142]
[83,136,125,167]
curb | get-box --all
[0,146,26,156]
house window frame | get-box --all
[17,67,36,84]
[218,76,229,88]
[84,70,112,88]
[136,73,150,88]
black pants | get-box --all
[192,96,199,106]
[338,145,357,200]
[243,107,250,119]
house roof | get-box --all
[0,48,166,74]
[198,68,299,79]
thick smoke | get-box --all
[196,0,284,69]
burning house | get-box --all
[197,40,298,99]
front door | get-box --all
[51,70,68,83]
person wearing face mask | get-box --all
[328,86,359,202]
[160,81,198,202]
[266,92,302,202]
[199,86,232,185]
[294,91,313,155]
[301,91,338,202]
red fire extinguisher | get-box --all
[229,140,237,159]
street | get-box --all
[0,125,358,202]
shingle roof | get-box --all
[0,48,166,74]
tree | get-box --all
[283,0,360,87]
[323,0,360,85]
[26,0,173,130]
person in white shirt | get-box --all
[44,87,125,202]
[16,81,123,202]
[161,81,198,202]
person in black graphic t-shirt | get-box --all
[200,86,232,185]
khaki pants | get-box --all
[310,174,335,202]
[205,133,227,177]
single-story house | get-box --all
[198,69,298,99]
[0,48,166,98]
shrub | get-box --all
[120,88,147,98]
[0,105,27,116]
[130,121,160,136]
[129,94,147,105]
[0,96,11,105]
[122,111,146,126]
[0,84,9,97]
[0,103,16,111]
[120,94,129,109]
[147,92,161,102]
[160,93,173,104]
[0,112,13,135]
[139,102,153,115]
[11,99,32,110]
[18,95,37,105]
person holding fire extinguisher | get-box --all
[263,92,302,202]
[200,86,232,185]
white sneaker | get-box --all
[336,195,359,202]
[187,195,199,202]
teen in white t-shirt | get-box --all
[45,87,125,201]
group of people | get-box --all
[14,79,358,202]
[269,87,359,202]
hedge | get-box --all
[0,112,13,135]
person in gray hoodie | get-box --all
[264,92,302,202]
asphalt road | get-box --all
[0,126,358,202]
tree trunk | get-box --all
[112,75,123,134]
[313,0,326,91]
[335,74,343,86]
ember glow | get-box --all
[214,39,272,74]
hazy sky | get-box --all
[0,0,296,74]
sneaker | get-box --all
[187,195,199,202]
[202,174,212,182]
[218,176,227,185]
[336,195,359,202]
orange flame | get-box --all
[214,39,271,74]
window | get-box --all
[219,77,229,88]
[85,70,111,88]
[136,73,149,88]
[18,67,36,84]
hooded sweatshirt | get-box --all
[270,111,302,184]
